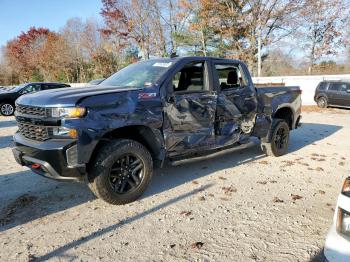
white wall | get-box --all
[69,83,87,88]
[253,74,350,105]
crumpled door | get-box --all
[163,92,217,157]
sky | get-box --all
[0,0,103,47]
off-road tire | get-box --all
[261,119,290,157]
[88,139,153,205]
[317,97,328,108]
[0,103,15,116]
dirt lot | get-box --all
[0,109,349,262]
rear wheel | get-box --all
[317,97,328,108]
[261,119,290,157]
[0,103,14,116]
[88,139,153,205]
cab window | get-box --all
[171,62,207,93]
[329,83,347,92]
[215,64,248,91]
[21,84,41,94]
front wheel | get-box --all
[261,119,290,157]
[0,103,15,116]
[88,139,153,205]
[317,97,328,108]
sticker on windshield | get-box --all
[153,62,172,68]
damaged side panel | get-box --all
[215,88,258,146]
[163,92,217,157]
[67,88,164,164]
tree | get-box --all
[5,27,52,82]
[298,0,348,74]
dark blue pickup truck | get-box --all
[12,57,301,205]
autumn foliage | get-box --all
[0,0,349,85]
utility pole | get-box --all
[257,32,261,77]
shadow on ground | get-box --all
[0,119,16,129]
[0,122,342,258]
[310,248,325,262]
[33,184,213,261]
[0,171,95,232]
[288,122,341,153]
[0,135,13,149]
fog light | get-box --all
[342,177,350,197]
[52,127,78,138]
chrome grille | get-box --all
[18,123,50,141]
[16,105,46,117]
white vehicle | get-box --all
[324,176,350,262]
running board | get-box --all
[170,140,258,166]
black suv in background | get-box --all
[314,81,350,108]
[0,82,70,116]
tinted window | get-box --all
[317,82,327,90]
[215,64,248,90]
[41,84,52,90]
[172,62,206,93]
[329,83,347,91]
[21,84,41,94]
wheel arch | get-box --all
[273,106,294,129]
[88,125,165,169]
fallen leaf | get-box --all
[291,194,303,201]
[208,193,214,197]
[311,153,319,156]
[339,162,345,166]
[315,167,324,172]
[257,181,268,185]
[218,176,227,180]
[270,180,277,184]
[180,211,192,216]
[198,196,206,201]
[258,160,269,165]
[222,186,237,195]
[272,197,284,203]
[191,242,204,249]
[281,160,295,167]
[192,181,199,185]
[220,197,229,201]
[318,190,326,195]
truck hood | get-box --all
[16,86,141,107]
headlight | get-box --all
[52,127,78,138]
[337,208,350,236]
[342,177,350,197]
[51,107,86,118]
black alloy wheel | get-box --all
[109,154,144,194]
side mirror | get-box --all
[346,90,350,93]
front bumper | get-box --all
[12,132,86,181]
[324,194,350,262]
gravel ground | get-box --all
[0,109,349,262]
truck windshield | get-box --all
[100,60,173,88]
